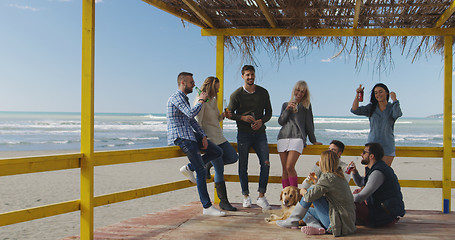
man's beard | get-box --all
[184,86,193,94]
[361,158,369,165]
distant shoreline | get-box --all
[0,110,443,118]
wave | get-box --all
[144,114,167,120]
[324,129,370,134]
[314,118,369,124]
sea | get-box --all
[0,111,452,152]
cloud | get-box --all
[9,4,40,11]
[290,46,298,50]
[453,71,455,76]
[321,58,332,63]
[96,0,103,3]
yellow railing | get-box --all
[0,144,454,227]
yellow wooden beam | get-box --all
[202,27,455,37]
[434,0,455,28]
[254,0,277,28]
[442,35,453,213]
[353,0,362,29]
[142,0,206,28]
[0,153,81,176]
[81,0,95,238]
[216,35,225,130]
[0,200,80,227]
[215,36,224,204]
[182,0,215,28]
[94,180,202,207]
[0,145,451,176]
[93,146,184,166]
[223,175,453,189]
[247,144,450,158]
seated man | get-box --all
[301,140,350,189]
[351,142,405,227]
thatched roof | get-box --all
[143,0,455,71]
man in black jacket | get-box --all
[351,142,405,227]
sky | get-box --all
[0,0,454,117]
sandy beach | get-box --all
[0,150,454,240]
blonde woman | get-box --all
[277,81,322,188]
[277,150,356,237]
[189,76,239,211]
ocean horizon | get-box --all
[0,111,453,152]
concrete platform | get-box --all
[63,202,455,239]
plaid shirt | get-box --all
[167,90,206,145]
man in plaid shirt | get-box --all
[167,72,226,217]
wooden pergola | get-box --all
[78,0,453,239]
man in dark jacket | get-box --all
[351,142,405,227]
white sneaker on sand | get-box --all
[257,196,271,210]
[243,196,252,208]
[179,165,196,184]
[203,206,226,217]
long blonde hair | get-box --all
[201,76,219,99]
[291,81,311,109]
[319,150,344,179]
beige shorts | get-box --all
[277,138,304,154]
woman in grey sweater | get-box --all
[277,81,321,188]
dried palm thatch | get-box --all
[144,0,455,71]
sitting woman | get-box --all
[277,150,356,237]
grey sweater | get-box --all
[277,102,317,145]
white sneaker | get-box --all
[203,206,226,217]
[179,165,196,184]
[257,196,271,210]
[243,196,252,208]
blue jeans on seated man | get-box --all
[211,141,239,182]
[300,193,331,229]
[237,131,270,195]
[174,133,223,208]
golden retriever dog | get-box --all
[264,186,302,223]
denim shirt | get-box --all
[351,101,402,156]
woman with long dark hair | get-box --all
[351,83,402,166]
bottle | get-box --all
[250,112,255,128]
[290,96,298,113]
[358,88,364,102]
[305,172,318,184]
[345,162,354,174]
[194,86,208,102]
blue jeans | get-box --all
[211,141,239,183]
[300,194,331,229]
[175,134,222,208]
[237,131,270,195]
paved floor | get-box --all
[62,202,455,240]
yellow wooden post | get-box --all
[214,35,225,204]
[216,35,225,125]
[442,36,452,213]
[81,0,95,238]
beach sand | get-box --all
[0,150,454,239]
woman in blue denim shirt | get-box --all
[351,83,402,166]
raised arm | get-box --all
[351,84,364,111]
[277,102,291,126]
[390,92,403,120]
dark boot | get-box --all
[215,181,237,211]
[205,161,213,180]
